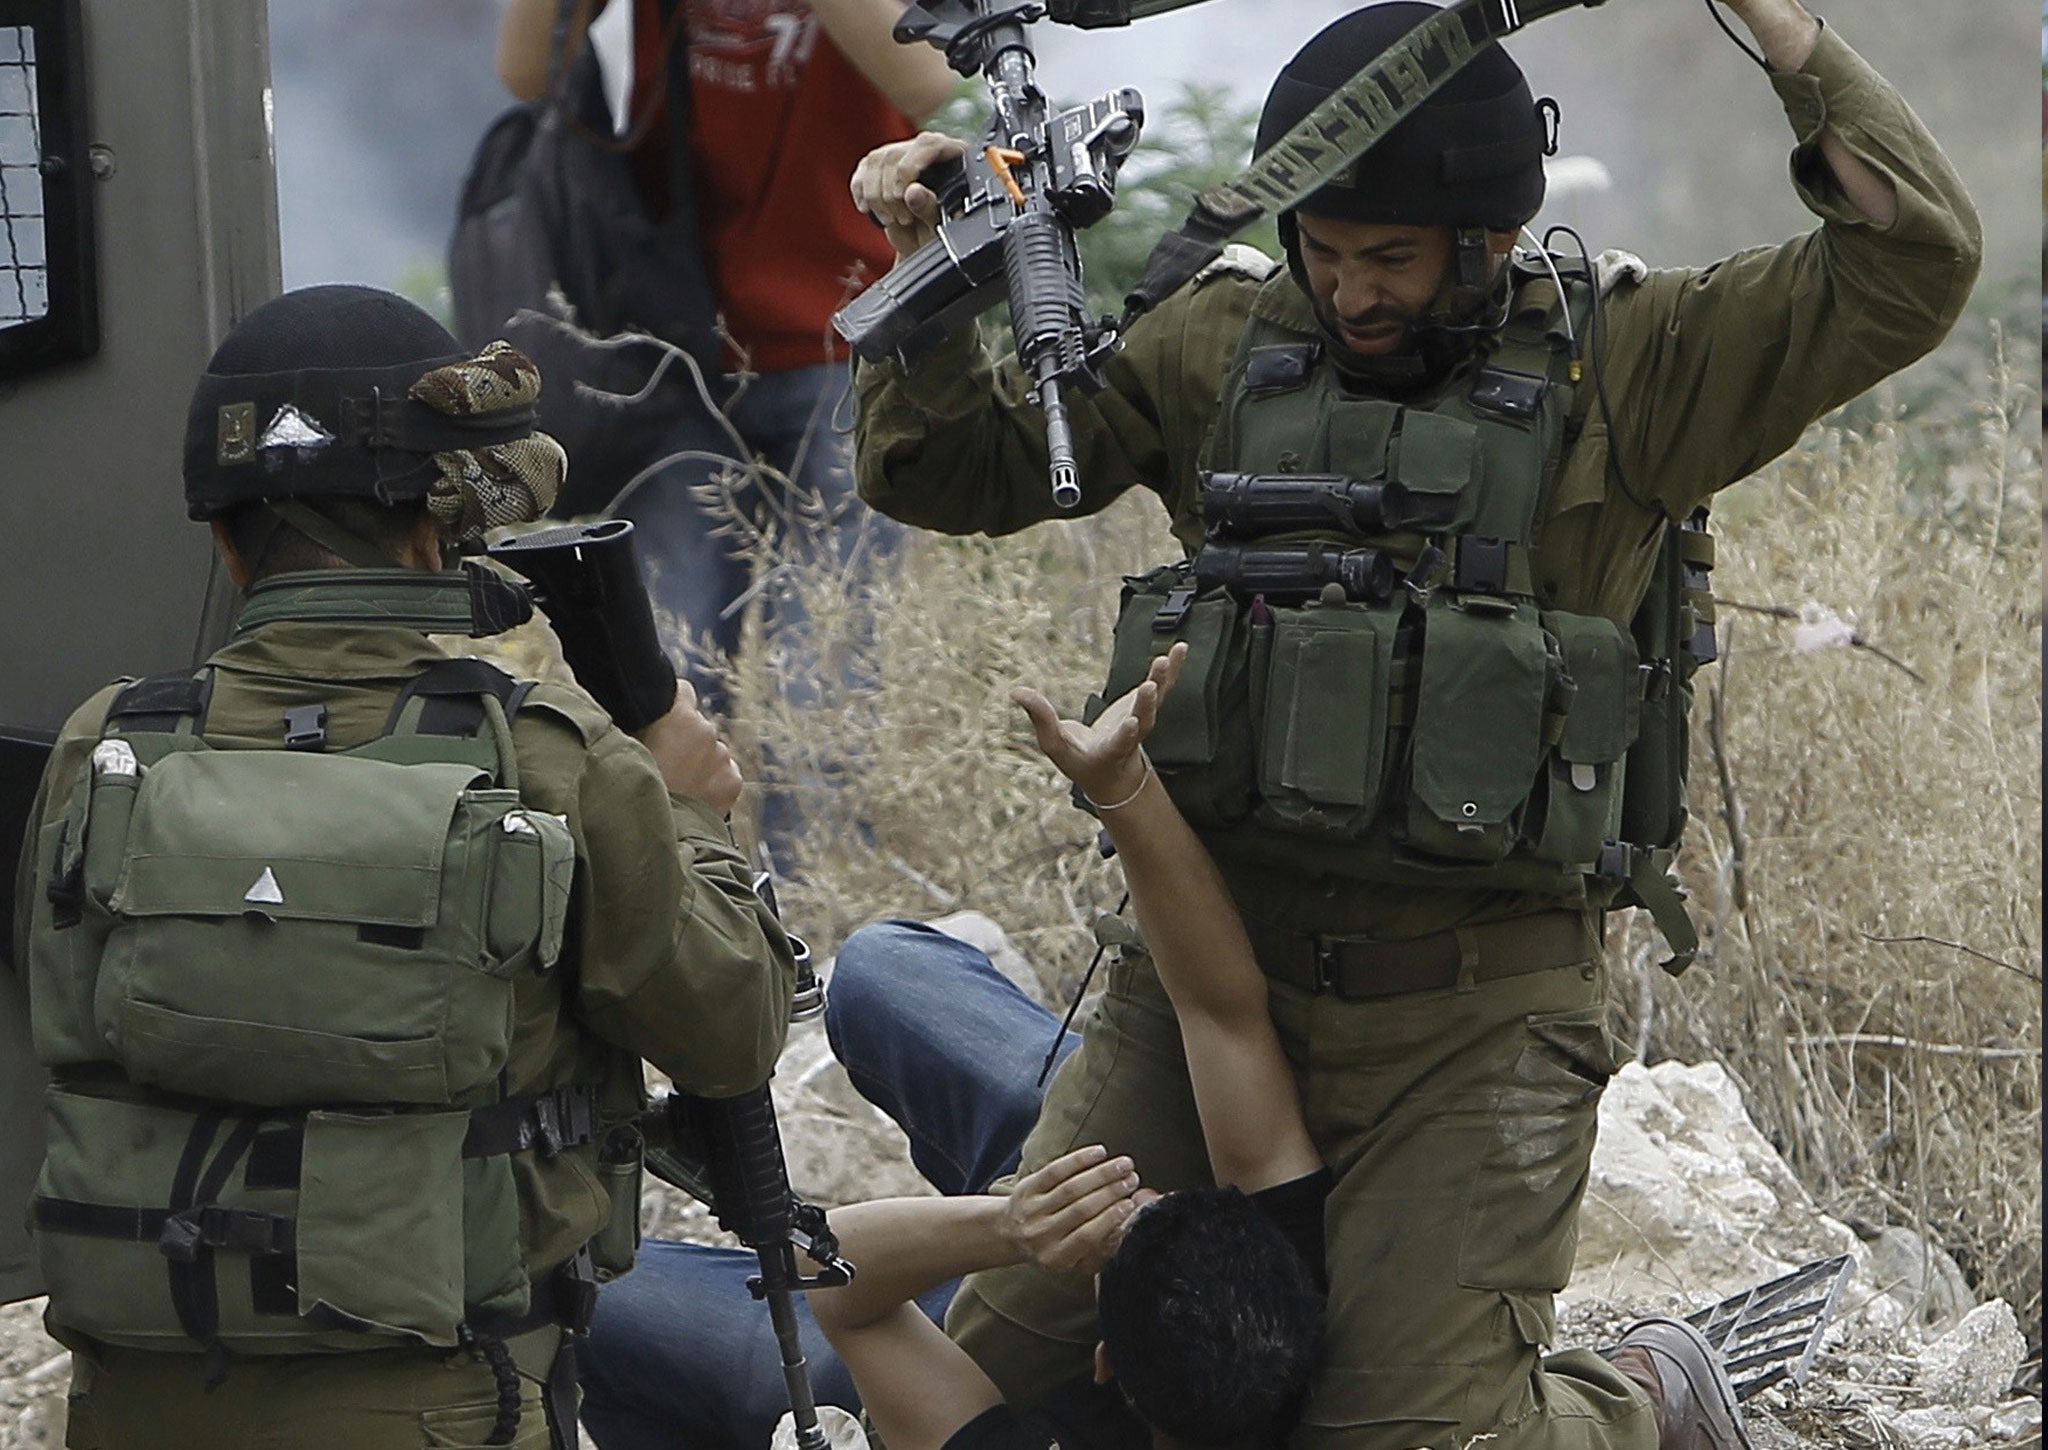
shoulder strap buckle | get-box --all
[1152,585,1197,634]
[283,704,328,752]
[1469,365,1548,423]
[1452,535,1512,595]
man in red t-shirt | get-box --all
[497,0,952,726]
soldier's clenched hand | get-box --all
[634,681,744,813]
[851,131,967,258]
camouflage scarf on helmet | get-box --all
[409,341,567,540]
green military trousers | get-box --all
[57,1326,558,1450]
[945,914,1660,1450]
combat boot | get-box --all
[1606,1317,1755,1450]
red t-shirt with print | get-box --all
[628,0,914,372]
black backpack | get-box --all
[448,7,722,516]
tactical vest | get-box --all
[23,655,613,1361]
[1095,257,1708,964]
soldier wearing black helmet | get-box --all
[843,1,1979,1447]
[15,285,796,1449]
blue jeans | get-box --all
[608,361,899,723]
[576,920,1078,1450]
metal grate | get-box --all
[0,24,48,329]
[1685,1254,1856,1400]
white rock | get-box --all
[1568,1061,1861,1309]
[1851,1223,1975,1336]
[928,910,1047,1006]
[1914,1299,2025,1406]
[1989,1397,2045,1441]
[1885,1406,1984,1450]
[770,1406,868,1450]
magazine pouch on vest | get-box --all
[25,660,587,1356]
[1091,563,1258,827]
[1098,261,1698,938]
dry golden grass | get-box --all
[1621,322,2043,1347]
[503,317,2041,1352]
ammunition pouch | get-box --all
[1093,564,1257,827]
[1099,565,1642,886]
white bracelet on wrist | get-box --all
[1083,764,1154,812]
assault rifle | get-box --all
[487,520,844,1447]
[646,1087,854,1450]
[831,0,1145,509]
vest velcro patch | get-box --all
[1244,344,1319,395]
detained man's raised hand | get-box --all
[1012,643,1188,810]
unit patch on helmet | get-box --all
[217,402,257,466]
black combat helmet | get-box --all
[1256,1,1551,232]
[183,285,533,519]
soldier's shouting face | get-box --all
[1294,213,1460,360]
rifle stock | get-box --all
[485,519,678,734]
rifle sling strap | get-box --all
[1123,0,1589,324]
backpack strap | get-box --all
[384,657,526,737]
[382,657,538,790]
[106,669,215,737]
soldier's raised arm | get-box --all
[848,132,1264,543]
[1595,0,1980,515]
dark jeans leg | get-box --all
[579,918,1069,1450]
[825,919,1073,1197]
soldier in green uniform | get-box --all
[15,285,798,1449]
[846,0,1980,1446]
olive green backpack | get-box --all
[23,659,590,1362]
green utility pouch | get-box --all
[35,1085,471,1353]
[1404,597,1554,863]
[1526,613,1640,868]
[1096,564,1255,826]
[1618,512,1713,853]
[588,1123,646,1279]
[1254,600,1401,839]
[88,750,565,1107]
[1382,408,1479,533]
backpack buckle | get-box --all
[1595,841,1635,884]
[283,704,328,752]
[158,1211,206,1264]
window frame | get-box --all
[0,0,97,380]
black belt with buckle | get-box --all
[1244,910,1595,999]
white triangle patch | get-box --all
[257,404,334,452]
[244,866,286,906]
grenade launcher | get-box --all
[830,0,1146,510]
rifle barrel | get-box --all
[1040,373,1082,509]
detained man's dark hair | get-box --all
[1096,1187,1324,1447]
